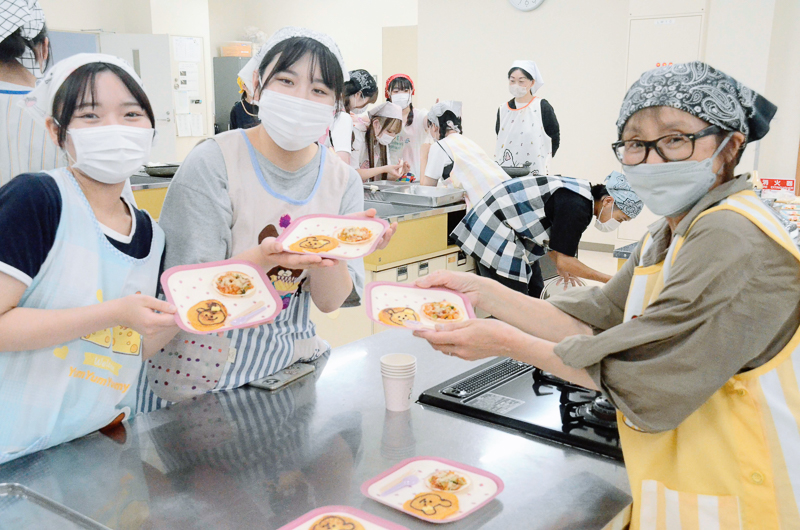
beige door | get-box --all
[618,15,704,242]
[382,25,418,87]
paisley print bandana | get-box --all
[617,61,777,143]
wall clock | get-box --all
[508,0,546,11]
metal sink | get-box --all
[363,182,464,207]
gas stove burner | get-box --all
[575,397,618,429]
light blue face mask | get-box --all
[622,134,733,218]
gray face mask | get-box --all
[622,134,733,218]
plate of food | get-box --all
[361,457,503,524]
[161,260,282,335]
[276,506,409,530]
[365,282,475,330]
[276,214,389,260]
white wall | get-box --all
[419,0,630,246]
[759,0,800,184]
[207,0,418,85]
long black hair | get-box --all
[387,76,414,127]
[257,37,344,109]
[51,62,155,147]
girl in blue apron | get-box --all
[137,27,395,412]
[0,53,179,463]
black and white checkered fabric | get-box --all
[2,0,45,77]
[451,175,593,283]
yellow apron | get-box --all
[620,190,800,530]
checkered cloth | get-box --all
[1,0,46,77]
[451,175,593,283]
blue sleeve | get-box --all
[0,173,61,286]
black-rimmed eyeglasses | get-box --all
[611,125,723,165]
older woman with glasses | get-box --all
[412,61,798,529]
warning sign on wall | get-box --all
[761,179,796,192]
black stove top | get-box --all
[418,359,623,461]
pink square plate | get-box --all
[365,282,476,330]
[276,214,389,260]
[361,457,504,524]
[276,505,409,530]
[161,259,282,335]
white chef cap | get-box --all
[427,100,462,123]
[238,26,348,94]
[20,53,144,125]
[510,60,544,94]
[368,101,403,120]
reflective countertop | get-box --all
[0,331,631,529]
[364,200,466,223]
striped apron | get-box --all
[620,190,800,529]
[439,133,509,209]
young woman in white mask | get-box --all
[326,68,378,165]
[414,62,797,530]
[0,54,179,463]
[495,60,559,176]
[141,28,396,412]
[353,101,406,181]
[0,0,62,186]
[384,74,428,182]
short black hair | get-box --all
[257,37,344,109]
[591,183,609,202]
[436,111,463,140]
[508,67,533,80]
[387,76,414,127]
[52,62,155,147]
[0,28,31,63]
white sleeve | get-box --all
[424,141,449,180]
[329,113,353,154]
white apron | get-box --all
[0,167,164,463]
[495,97,551,176]
[136,131,352,411]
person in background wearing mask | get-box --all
[139,27,396,413]
[0,54,179,463]
[385,73,428,182]
[495,60,559,176]
[413,62,797,529]
[353,101,406,182]
[420,100,508,209]
[0,0,63,185]
[326,68,378,165]
[452,171,641,297]
[229,75,260,130]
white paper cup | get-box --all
[381,353,416,370]
[381,366,416,375]
[382,374,415,411]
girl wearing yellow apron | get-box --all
[412,62,796,529]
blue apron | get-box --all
[0,168,164,463]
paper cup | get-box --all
[380,353,416,370]
[382,374,415,412]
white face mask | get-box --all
[377,131,395,146]
[594,202,620,233]
[257,90,334,151]
[351,105,368,115]
[509,84,529,98]
[391,92,411,109]
[623,134,732,217]
[68,125,154,184]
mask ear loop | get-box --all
[711,132,734,176]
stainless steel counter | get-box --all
[129,174,171,191]
[365,200,466,223]
[0,331,631,529]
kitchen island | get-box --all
[0,330,631,529]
